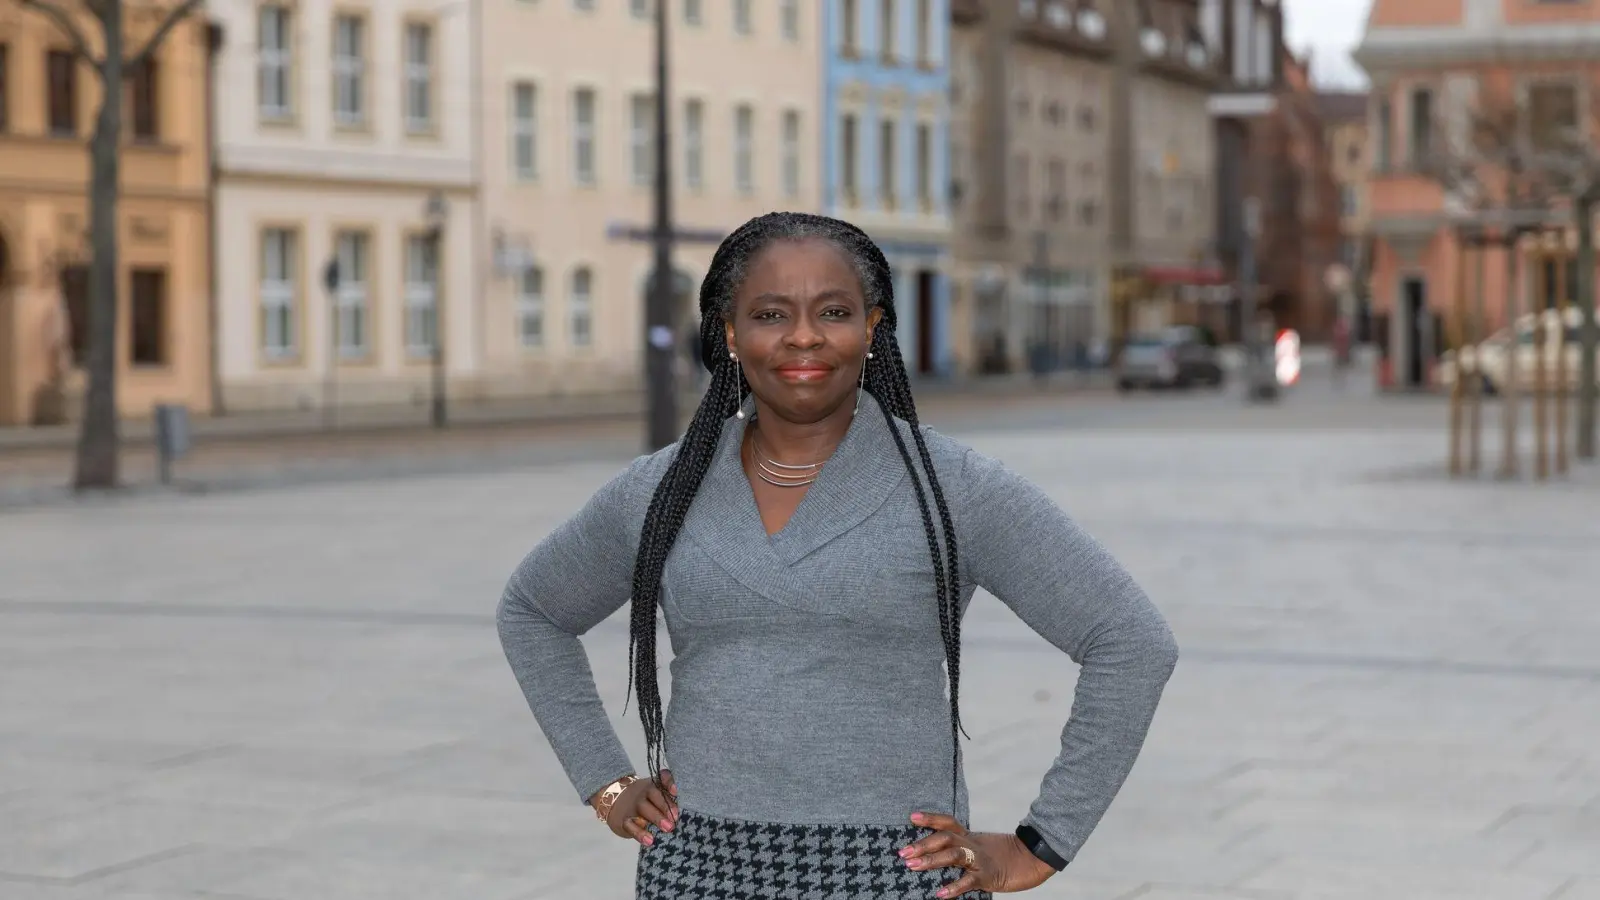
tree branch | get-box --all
[19,0,102,73]
[125,0,205,70]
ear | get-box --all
[866,306,884,346]
[723,318,736,358]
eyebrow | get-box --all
[749,289,856,304]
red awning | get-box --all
[1140,266,1229,286]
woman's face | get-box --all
[725,238,882,425]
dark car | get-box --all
[1116,326,1225,391]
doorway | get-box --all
[1401,275,1427,387]
[915,270,936,375]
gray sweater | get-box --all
[496,405,1178,866]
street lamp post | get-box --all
[645,0,678,451]
[322,257,340,429]
[424,191,450,429]
[1238,196,1276,402]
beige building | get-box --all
[949,0,1114,372]
[477,0,824,398]
[0,0,214,426]
[1316,91,1369,289]
[211,0,478,413]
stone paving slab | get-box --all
[1,402,1597,900]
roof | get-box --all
[1315,91,1368,123]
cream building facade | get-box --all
[477,0,824,398]
[211,0,478,413]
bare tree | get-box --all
[19,0,204,490]
[1417,98,1563,478]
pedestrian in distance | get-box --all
[496,212,1179,899]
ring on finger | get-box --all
[958,846,977,869]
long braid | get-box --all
[626,212,967,811]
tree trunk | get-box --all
[1499,237,1521,479]
[1577,195,1597,460]
[74,4,123,491]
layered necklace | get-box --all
[748,431,827,489]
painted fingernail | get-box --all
[911,813,925,822]
[936,890,950,898]
[660,819,672,830]
[642,835,654,846]
[898,847,913,858]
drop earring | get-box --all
[731,353,747,420]
[853,349,874,416]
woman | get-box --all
[497,213,1178,898]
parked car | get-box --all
[1116,326,1225,391]
[1437,308,1599,394]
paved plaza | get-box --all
[1,385,1598,900]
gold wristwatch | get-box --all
[593,775,640,823]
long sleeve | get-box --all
[957,447,1179,867]
[496,451,665,806]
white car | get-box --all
[1438,308,1599,393]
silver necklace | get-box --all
[749,433,825,488]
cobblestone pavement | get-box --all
[1,385,1597,900]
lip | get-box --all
[774,362,835,382]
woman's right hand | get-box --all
[597,770,679,845]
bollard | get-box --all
[153,403,192,485]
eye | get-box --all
[752,309,785,321]
[820,307,852,319]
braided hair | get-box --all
[626,211,967,806]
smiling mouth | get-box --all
[775,365,834,381]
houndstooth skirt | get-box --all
[635,810,993,899]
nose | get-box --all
[785,314,824,349]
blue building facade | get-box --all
[822,0,954,376]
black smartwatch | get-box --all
[1014,824,1069,871]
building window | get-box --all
[46,50,77,135]
[879,118,896,209]
[573,0,595,9]
[518,265,544,348]
[1528,82,1579,151]
[1375,98,1392,171]
[841,112,859,202]
[684,0,702,24]
[257,4,292,121]
[403,22,434,133]
[130,269,167,366]
[61,265,88,365]
[782,109,801,197]
[631,0,651,18]
[1407,87,1431,168]
[915,0,932,65]
[781,0,800,40]
[570,266,593,347]
[631,93,655,186]
[734,104,754,193]
[260,228,298,358]
[404,234,439,359]
[684,98,704,189]
[332,14,367,127]
[334,231,370,358]
[840,0,858,54]
[511,81,537,179]
[0,44,10,132]
[127,58,159,140]
[1014,153,1030,217]
[915,121,932,209]
[572,88,597,184]
[880,0,897,62]
[1046,158,1065,222]
[1340,183,1356,216]
[733,0,752,34]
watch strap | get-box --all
[1014,823,1069,871]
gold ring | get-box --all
[959,846,977,869]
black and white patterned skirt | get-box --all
[635,810,993,899]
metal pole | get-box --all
[430,224,448,429]
[322,258,339,430]
[1576,195,1597,460]
[1239,197,1268,401]
[645,0,678,452]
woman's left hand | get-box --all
[899,812,1056,897]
